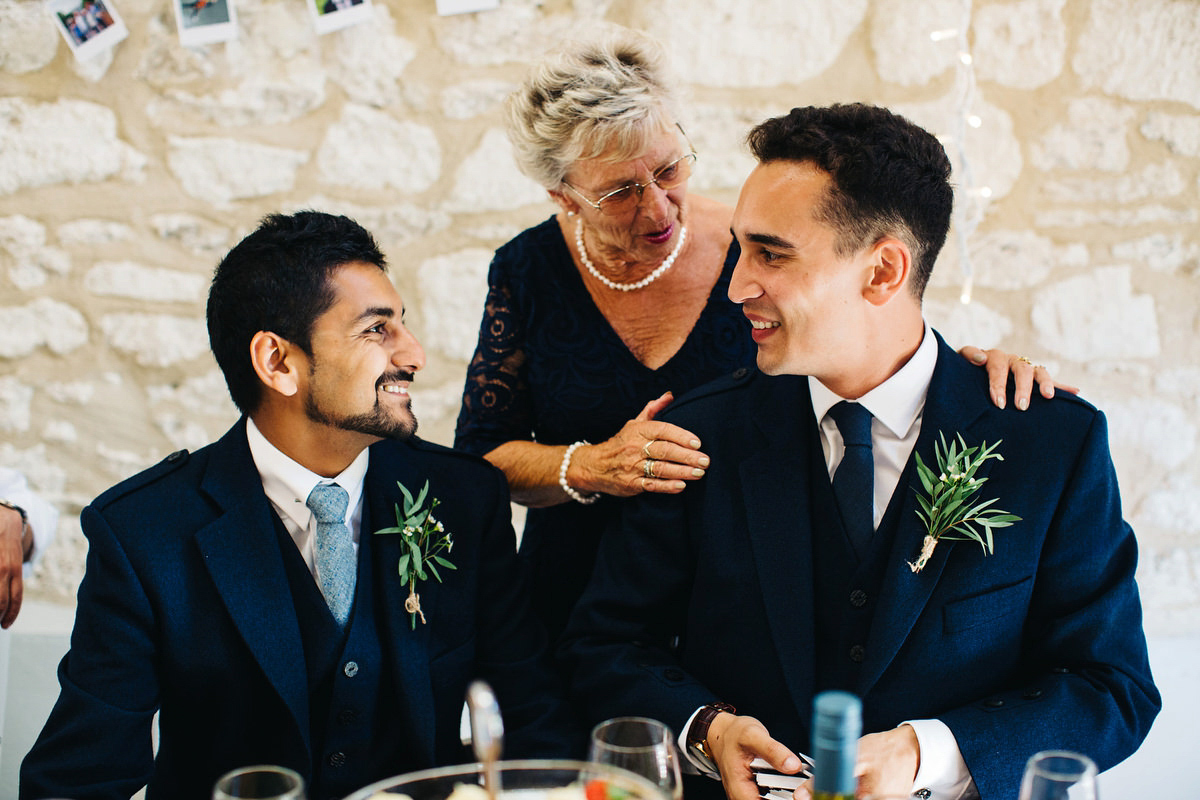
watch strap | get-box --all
[687,702,736,760]
[0,498,26,524]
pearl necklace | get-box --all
[574,218,688,292]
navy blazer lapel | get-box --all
[193,420,310,750]
[741,375,818,725]
[365,441,437,767]
[859,334,996,694]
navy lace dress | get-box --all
[454,216,755,641]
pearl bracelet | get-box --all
[559,441,599,505]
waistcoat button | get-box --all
[848,644,865,663]
[343,661,359,677]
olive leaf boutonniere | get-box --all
[373,480,456,628]
[909,433,1021,573]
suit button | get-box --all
[663,668,685,682]
[984,698,1005,708]
[914,790,932,799]
[1023,688,1043,699]
[848,645,865,663]
[339,708,358,725]
[343,661,359,677]
[849,589,867,608]
[166,449,186,463]
[328,751,346,767]
[733,368,748,379]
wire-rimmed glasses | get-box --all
[562,126,698,216]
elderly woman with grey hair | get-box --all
[454,27,1060,642]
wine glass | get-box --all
[588,717,682,800]
[213,764,307,800]
[1017,750,1098,800]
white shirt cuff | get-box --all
[680,706,721,778]
[903,720,978,800]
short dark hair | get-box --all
[746,103,952,298]
[206,211,387,414]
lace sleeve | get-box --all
[454,254,534,456]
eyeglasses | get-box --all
[563,148,698,216]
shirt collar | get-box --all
[245,417,370,530]
[808,322,938,438]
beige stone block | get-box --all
[1074,0,1200,109]
[1032,266,1160,361]
[167,135,310,207]
[0,298,88,358]
[0,0,60,74]
[316,105,440,193]
[974,0,1067,89]
[98,312,209,367]
[0,99,147,195]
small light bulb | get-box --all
[930,28,958,41]
[967,115,982,128]
[959,52,973,65]
[979,186,993,198]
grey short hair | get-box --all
[505,27,682,189]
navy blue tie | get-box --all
[828,401,875,557]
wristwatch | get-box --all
[0,498,30,554]
[687,702,736,761]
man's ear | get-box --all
[249,330,302,398]
[864,237,912,307]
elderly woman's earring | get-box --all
[567,210,577,217]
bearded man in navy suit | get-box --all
[561,105,1159,800]
[22,212,576,800]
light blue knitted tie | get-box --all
[306,483,356,627]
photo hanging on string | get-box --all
[173,0,238,46]
[47,0,128,61]
[308,0,371,35]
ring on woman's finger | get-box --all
[1016,355,1033,365]
[643,458,657,479]
[641,440,656,459]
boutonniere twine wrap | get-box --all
[373,480,456,628]
[909,433,1020,573]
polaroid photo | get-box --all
[435,0,499,14]
[47,0,128,61]
[308,0,372,36]
[173,0,238,46]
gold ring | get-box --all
[643,459,656,479]
[1016,356,1033,365]
[641,440,655,459]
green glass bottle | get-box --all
[811,691,862,800]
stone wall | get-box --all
[1,0,1197,633]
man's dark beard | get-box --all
[304,370,418,440]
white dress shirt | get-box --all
[245,418,369,580]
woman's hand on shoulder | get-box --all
[569,392,711,497]
[959,345,1080,410]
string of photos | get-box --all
[45,0,498,59]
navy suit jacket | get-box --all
[22,420,576,800]
[561,333,1159,800]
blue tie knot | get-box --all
[307,483,349,523]
[828,401,873,448]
